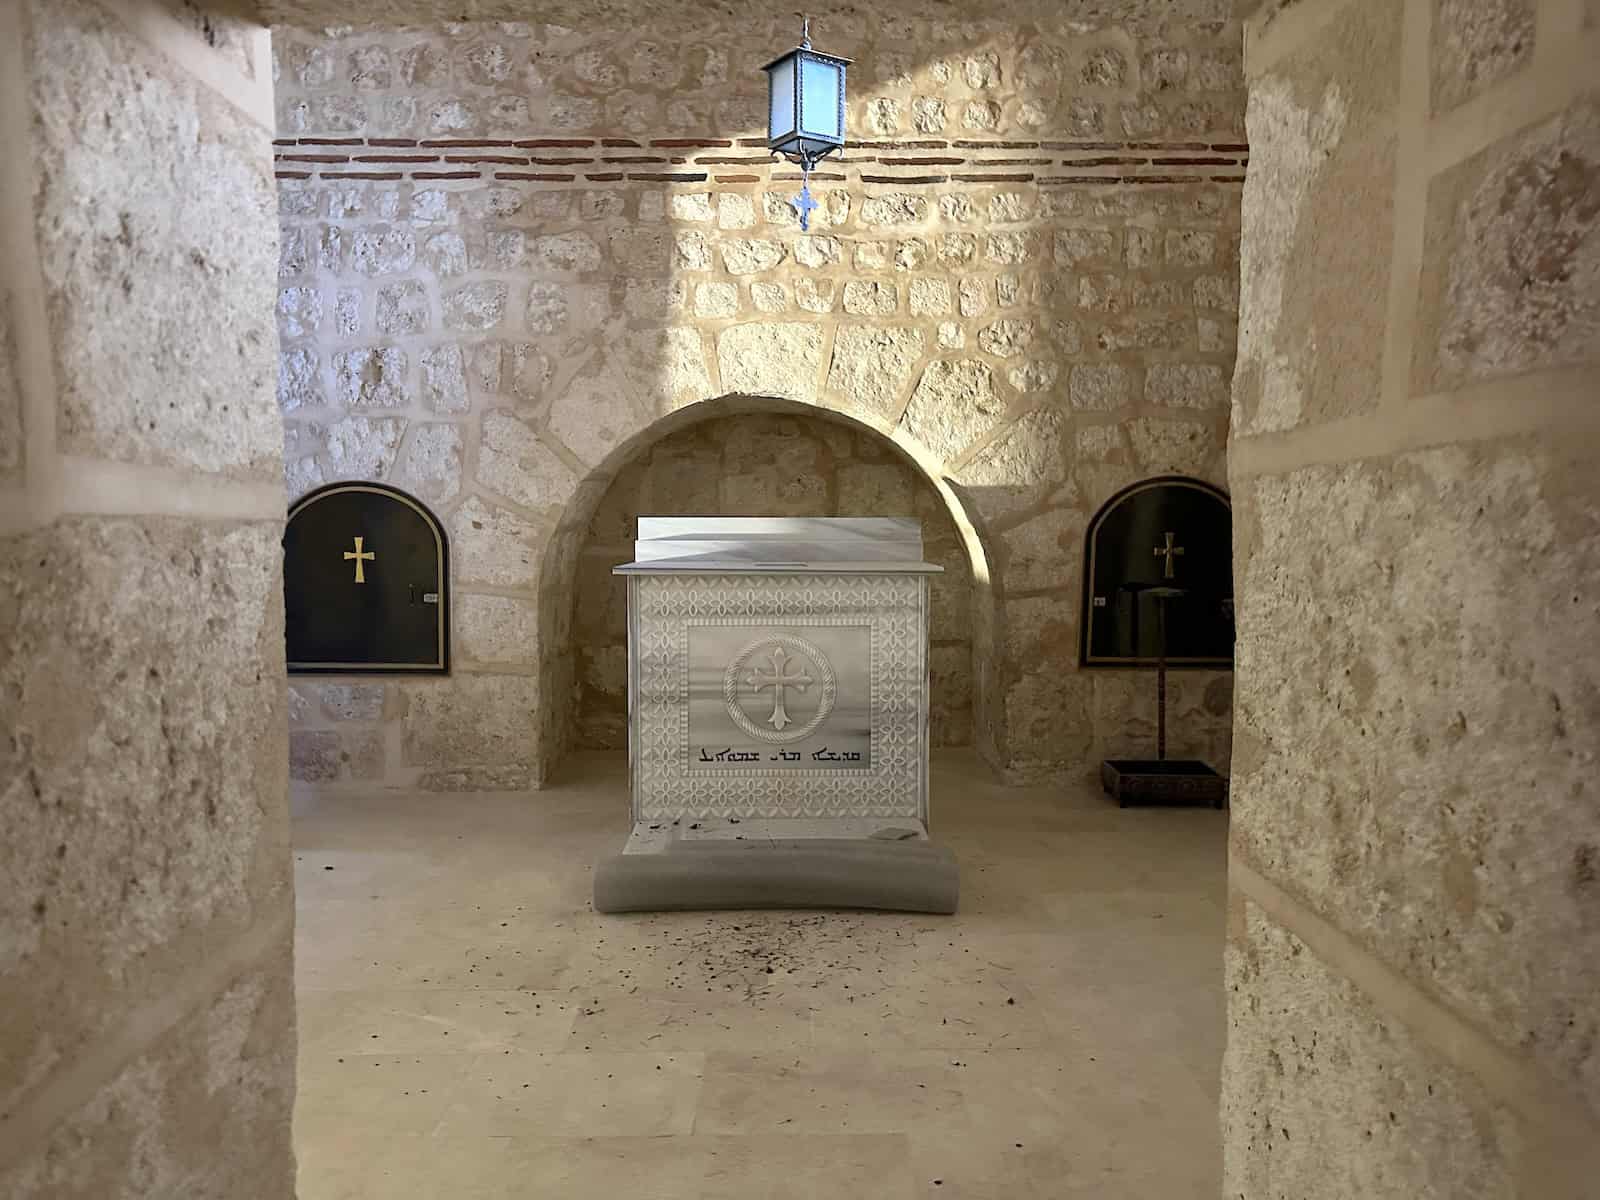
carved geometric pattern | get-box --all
[631,574,927,821]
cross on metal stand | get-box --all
[1098,581,1229,808]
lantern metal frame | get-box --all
[761,16,851,229]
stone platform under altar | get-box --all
[592,517,958,914]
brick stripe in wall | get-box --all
[273,134,1248,185]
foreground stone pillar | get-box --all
[1224,0,1599,1195]
[0,2,296,1195]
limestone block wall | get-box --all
[0,2,296,1197]
[271,13,1244,790]
[1223,0,1600,1194]
[572,407,976,749]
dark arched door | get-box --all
[284,482,449,674]
[1080,475,1232,669]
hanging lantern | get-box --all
[761,16,850,230]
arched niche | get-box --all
[284,481,450,674]
[1079,475,1233,669]
[532,394,998,779]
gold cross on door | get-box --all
[344,535,376,584]
[1153,531,1185,579]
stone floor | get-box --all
[291,751,1228,1199]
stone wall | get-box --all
[572,406,976,749]
[272,12,1243,790]
[0,2,296,1196]
[1223,0,1600,1195]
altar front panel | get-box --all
[629,573,929,822]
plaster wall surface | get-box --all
[273,14,1243,791]
[0,1,296,1195]
[1223,0,1600,1194]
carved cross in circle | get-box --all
[343,535,376,584]
[747,646,815,732]
[1153,530,1185,580]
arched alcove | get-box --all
[532,394,999,780]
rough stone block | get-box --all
[1055,228,1117,266]
[670,193,715,222]
[1146,363,1228,408]
[526,282,569,335]
[456,593,538,665]
[842,281,898,315]
[1223,901,1517,1198]
[420,344,469,414]
[1004,670,1092,775]
[1164,229,1216,266]
[402,673,538,770]
[1413,96,1599,393]
[717,323,824,404]
[29,0,281,478]
[421,229,468,277]
[376,280,430,336]
[719,238,786,275]
[1000,508,1084,593]
[826,327,926,426]
[836,461,915,516]
[1127,416,1218,477]
[717,193,756,230]
[0,517,289,1121]
[693,282,740,319]
[608,228,673,272]
[323,414,404,480]
[954,407,1071,525]
[899,360,1006,465]
[750,282,789,313]
[443,281,508,332]
[477,410,578,516]
[348,225,416,277]
[978,318,1034,358]
[317,683,385,722]
[528,232,602,274]
[277,286,323,338]
[930,645,974,747]
[1431,0,1534,114]
[333,347,410,408]
[908,278,952,316]
[912,96,947,132]
[0,941,296,1200]
[860,193,928,226]
[1231,439,1600,1104]
[1070,363,1130,410]
[1,300,23,480]
[452,494,545,590]
[794,278,835,314]
[962,99,1002,131]
[289,728,384,781]
[391,422,462,505]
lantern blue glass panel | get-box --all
[764,47,849,159]
[767,53,796,149]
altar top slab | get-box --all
[614,516,944,574]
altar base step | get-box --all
[594,828,958,914]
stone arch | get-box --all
[532,393,999,780]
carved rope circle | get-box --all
[722,633,837,744]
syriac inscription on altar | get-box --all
[686,626,871,769]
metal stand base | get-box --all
[1100,759,1229,808]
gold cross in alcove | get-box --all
[1153,531,1185,579]
[344,536,375,584]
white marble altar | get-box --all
[594,518,957,912]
